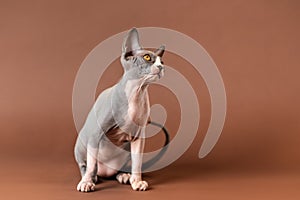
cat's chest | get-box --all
[105,100,149,146]
[123,81,150,126]
[127,96,150,126]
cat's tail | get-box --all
[121,120,170,172]
[141,120,170,171]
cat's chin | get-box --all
[156,72,164,80]
[147,73,162,83]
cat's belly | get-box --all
[97,129,131,177]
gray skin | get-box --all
[74,28,165,192]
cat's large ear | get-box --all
[122,28,142,54]
[155,45,165,57]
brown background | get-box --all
[0,0,299,199]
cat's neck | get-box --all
[120,78,149,101]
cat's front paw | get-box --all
[131,180,148,191]
[77,180,95,192]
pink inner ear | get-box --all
[123,28,142,53]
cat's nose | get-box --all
[157,65,163,71]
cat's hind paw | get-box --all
[116,173,131,184]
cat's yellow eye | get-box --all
[143,54,151,61]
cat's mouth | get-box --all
[143,73,162,85]
[150,72,162,79]
[145,71,164,83]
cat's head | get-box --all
[120,28,165,84]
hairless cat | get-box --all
[74,28,168,192]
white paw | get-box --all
[77,180,95,192]
[116,173,131,184]
[131,180,148,191]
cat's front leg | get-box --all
[77,144,98,192]
[130,133,148,191]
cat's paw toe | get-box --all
[131,180,148,191]
[116,173,131,184]
[77,180,95,192]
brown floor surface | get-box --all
[1,159,299,200]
